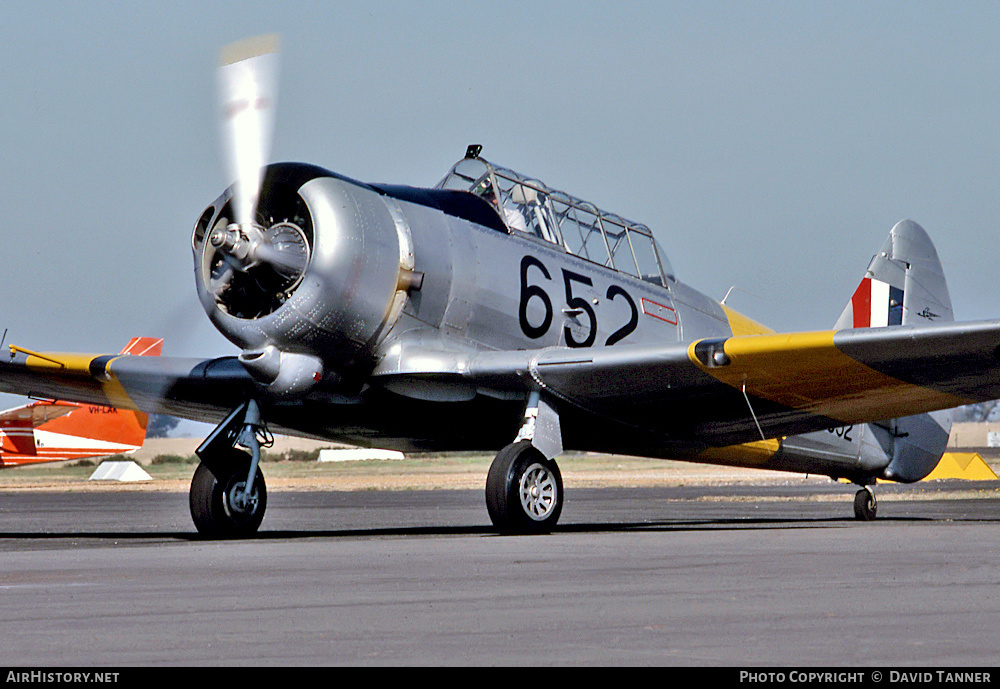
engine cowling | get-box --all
[192,163,414,396]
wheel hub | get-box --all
[227,481,259,516]
[519,463,557,521]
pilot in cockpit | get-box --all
[475,180,527,232]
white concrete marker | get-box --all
[318,449,405,462]
[88,460,153,482]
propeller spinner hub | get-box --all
[208,221,308,278]
[195,177,312,320]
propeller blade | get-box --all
[253,242,308,278]
[217,34,280,229]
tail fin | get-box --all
[835,219,953,329]
[0,338,162,467]
[118,337,164,356]
[837,222,954,483]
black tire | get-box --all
[486,441,563,534]
[853,488,877,521]
[189,448,267,538]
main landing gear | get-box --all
[485,392,565,534]
[189,400,272,538]
[486,441,564,534]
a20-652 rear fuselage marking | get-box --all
[518,255,640,347]
[827,425,854,441]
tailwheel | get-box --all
[190,447,267,538]
[486,441,563,534]
[853,486,877,521]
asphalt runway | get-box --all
[2,481,1000,667]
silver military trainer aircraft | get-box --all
[3,36,1000,537]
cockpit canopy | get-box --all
[436,148,674,285]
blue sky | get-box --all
[3,2,1000,417]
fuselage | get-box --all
[193,157,950,485]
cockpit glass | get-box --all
[628,229,662,285]
[600,215,634,276]
[438,158,491,191]
[554,200,605,266]
[436,152,674,284]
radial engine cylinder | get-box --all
[191,163,413,394]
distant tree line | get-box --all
[953,400,1000,423]
[146,414,181,438]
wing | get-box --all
[0,347,254,428]
[376,319,1000,447]
[3,319,999,450]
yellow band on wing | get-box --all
[95,359,141,411]
[19,350,140,411]
[689,330,970,424]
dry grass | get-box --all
[3,439,998,499]
[0,451,821,493]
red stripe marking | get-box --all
[850,278,872,328]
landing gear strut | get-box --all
[486,440,563,534]
[853,485,877,521]
[189,400,272,538]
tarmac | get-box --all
[1,451,999,666]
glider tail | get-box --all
[838,221,954,483]
[118,336,164,357]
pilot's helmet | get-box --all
[476,179,497,203]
